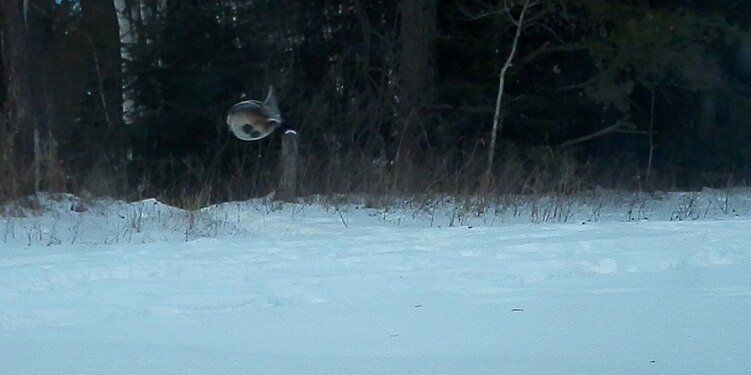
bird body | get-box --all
[226,86,282,141]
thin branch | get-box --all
[463,8,505,20]
[455,0,504,20]
[556,79,595,92]
[614,129,657,135]
[521,42,589,64]
[459,0,540,22]
[558,121,625,148]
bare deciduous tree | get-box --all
[485,0,536,179]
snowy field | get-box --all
[1,190,751,374]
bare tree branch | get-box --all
[558,121,625,148]
[555,79,595,92]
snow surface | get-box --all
[1,191,751,374]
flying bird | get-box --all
[226,86,282,141]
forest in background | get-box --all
[2,0,751,207]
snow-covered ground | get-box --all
[1,191,750,374]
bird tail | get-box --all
[263,85,282,122]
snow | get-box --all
[1,191,751,374]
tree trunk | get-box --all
[1,0,35,172]
[114,0,138,124]
[2,0,62,194]
[1,0,32,128]
[486,0,531,180]
[113,0,168,124]
[395,0,436,187]
[278,130,299,202]
[81,0,122,130]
